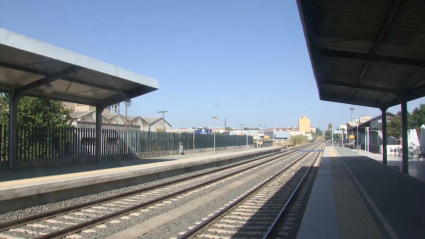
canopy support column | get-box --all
[8,92,21,171]
[95,105,104,163]
[381,106,388,165]
[401,99,409,174]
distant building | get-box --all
[171,128,196,133]
[62,102,110,114]
[142,117,172,132]
[298,115,311,133]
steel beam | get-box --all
[101,86,154,108]
[381,107,388,165]
[0,61,48,76]
[17,66,81,95]
[320,80,398,94]
[61,77,122,93]
[95,105,104,163]
[401,99,409,174]
[320,92,383,108]
[314,49,425,68]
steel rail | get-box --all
[33,143,320,239]
[262,144,325,238]
[0,145,304,231]
[177,143,325,239]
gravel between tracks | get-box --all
[70,152,303,239]
[0,152,279,224]
[137,152,317,239]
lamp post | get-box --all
[356,119,359,152]
[124,100,132,153]
[158,110,168,132]
[239,124,245,135]
[350,107,354,149]
[213,117,217,154]
[224,116,230,134]
[258,125,261,148]
[246,128,248,149]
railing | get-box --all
[0,125,254,161]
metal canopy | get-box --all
[297,0,425,108]
[0,28,159,106]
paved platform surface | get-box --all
[298,146,425,239]
[0,147,261,182]
[355,149,425,182]
[0,146,280,203]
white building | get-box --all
[69,111,171,132]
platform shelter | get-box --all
[297,0,425,173]
[0,28,159,171]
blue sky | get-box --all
[0,0,423,131]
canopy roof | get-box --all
[297,0,425,108]
[0,28,158,106]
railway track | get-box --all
[0,143,319,239]
[177,143,325,239]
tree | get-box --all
[387,116,402,138]
[0,95,70,126]
[410,104,425,137]
[325,123,333,140]
[315,128,323,136]
[290,135,308,145]
[0,94,71,159]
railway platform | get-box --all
[0,146,281,214]
[297,146,425,239]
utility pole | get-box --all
[239,124,245,135]
[258,125,261,148]
[213,117,217,154]
[158,110,168,132]
[224,116,230,134]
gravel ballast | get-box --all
[0,150,284,224]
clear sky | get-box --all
[0,0,423,131]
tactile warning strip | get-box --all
[329,148,384,239]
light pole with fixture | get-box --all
[213,117,217,154]
[158,110,168,132]
[124,100,132,153]
[239,124,245,135]
[224,116,230,134]
[258,125,261,148]
[350,107,354,149]
[43,83,54,94]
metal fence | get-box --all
[0,125,254,161]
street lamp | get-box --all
[224,116,230,134]
[158,110,168,132]
[350,107,354,149]
[43,83,54,94]
[213,117,217,154]
[239,124,245,135]
[246,127,249,149]
[258,125,261,148]
[124,100,132,153]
